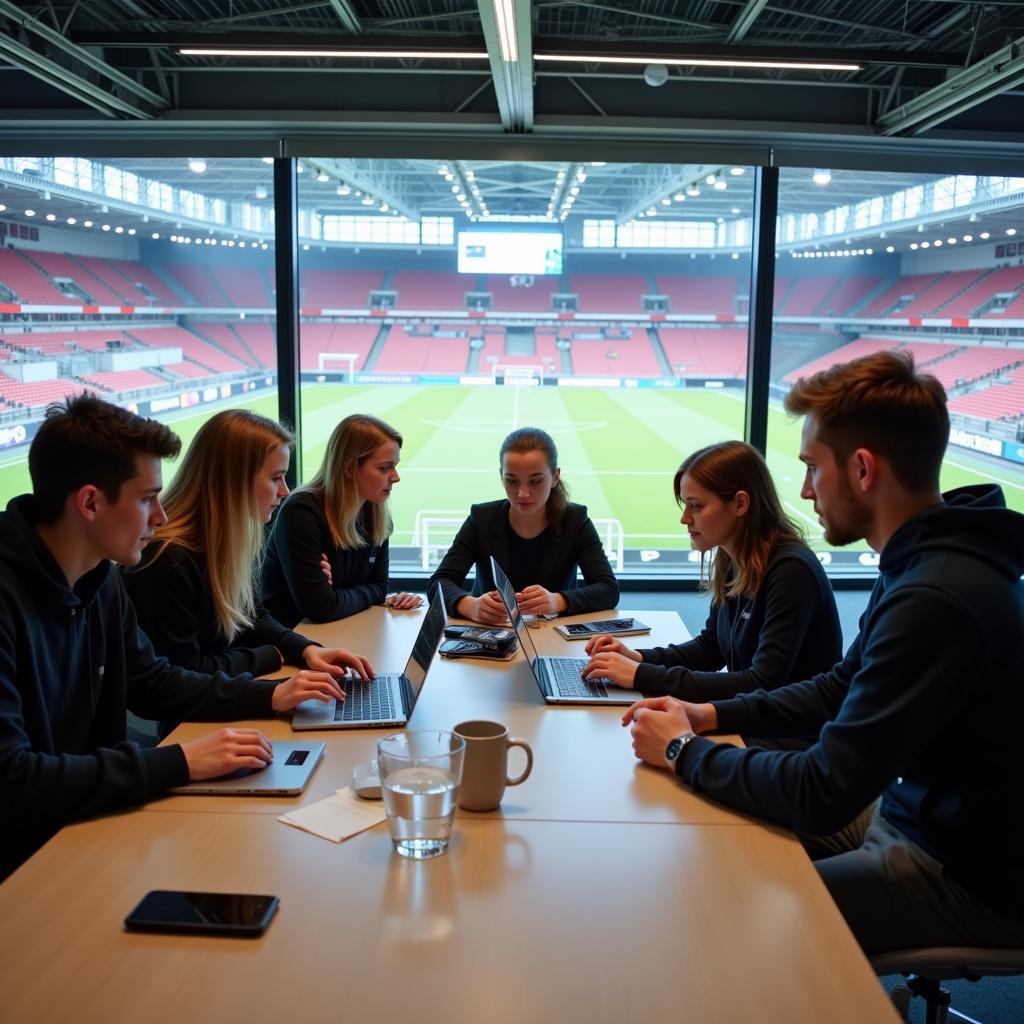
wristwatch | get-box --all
[664,732,697,771]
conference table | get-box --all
[0,605,899,1023]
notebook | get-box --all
[291,589,446,730]
[170,741,325,795]
[490,556,638,706]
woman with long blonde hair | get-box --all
[126,408,372,681]
[261,413,421,626]
[582,440,841,712]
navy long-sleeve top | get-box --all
[427,499,620,616]
[634,540,841,702]
[261,489,389,627]
[125,544,315,676]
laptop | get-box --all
[170,741,325,796]
[291,589,446,730]
[490,556,639,706]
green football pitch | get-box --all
[1,382,1021,555]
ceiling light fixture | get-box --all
[179,47,488,60]
[535,54,861,72]
[812,169,832,186]
[188,158,207,174]
[494,0,518,63]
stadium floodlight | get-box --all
[1008,228,1018,236]
[980,231,990,239]
[886,245,895,252]
[0,204,5,212]
[83,220,92,228]
[66,217,75,224]
[812,169,832,186]
[188,158,207,174]
[729,167,745,176]
[152,233,160,239]
[687,185,700,197]
[24,209,34,216]
[45,213,55,221]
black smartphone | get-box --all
[124,890,279,938]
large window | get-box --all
[0,156,277,499]
[297,159,755,576]
[769,166,1024,573]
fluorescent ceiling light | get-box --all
[178,47,488,60]
[494,0,517,63]
[535,54,861,72]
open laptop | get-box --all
[170,741,325,796]
[490,556,639,706]
[291,589,446,730]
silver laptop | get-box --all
[291,590,446,730]
[170,741,325,795]
[490,556,638,706]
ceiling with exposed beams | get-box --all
[0,1,1023,148]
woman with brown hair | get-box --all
[261,413,420,626]
[582,440,841,703]
[428,426,619,624]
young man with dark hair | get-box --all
[0,395,346,880]
[626,350,1024,954]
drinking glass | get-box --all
[377,730,465,860]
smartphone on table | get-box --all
[124,890,279,937]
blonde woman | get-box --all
[261,413,421,626]
[126,409,372,681]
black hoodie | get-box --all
[0,495,279,879]
[672,485,1024,919]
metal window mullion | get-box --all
[273,156,302,488]
[744,165,779,455]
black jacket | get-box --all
[635,540,842,701]
[125,544,314,676]
[0,495,278,879]
[427,499,620,616]
[261,490,389,627]
[673,486,1024,919]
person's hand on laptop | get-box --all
[581,650,639,688]
[271,670,347,712]
[515,585,567,617]
[303,645,374,680]
[181,727,273,780]
[584,634,642,660]
[459,591,509,625]
[620,697,718,769]
[383,592,423,610]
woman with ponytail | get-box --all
[428,427,619,623]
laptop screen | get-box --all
[403,588,446,705]
[490,556,541,668]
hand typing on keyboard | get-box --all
[580,651,639,689]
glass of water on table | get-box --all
[378,731,466,860]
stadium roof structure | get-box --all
[0,0,1022,162]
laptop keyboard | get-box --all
[334,675,398,721]
[549,658,612,698]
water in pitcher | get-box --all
[382,765,458,859]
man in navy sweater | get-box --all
[625,350,1024,954]
[0,395,345,880]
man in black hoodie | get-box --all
[0,395,346,880]
[625,350,1024,954]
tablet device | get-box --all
[555,618,651,640]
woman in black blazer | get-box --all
[428,427,619,623]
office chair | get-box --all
[871,947,1024,1024]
